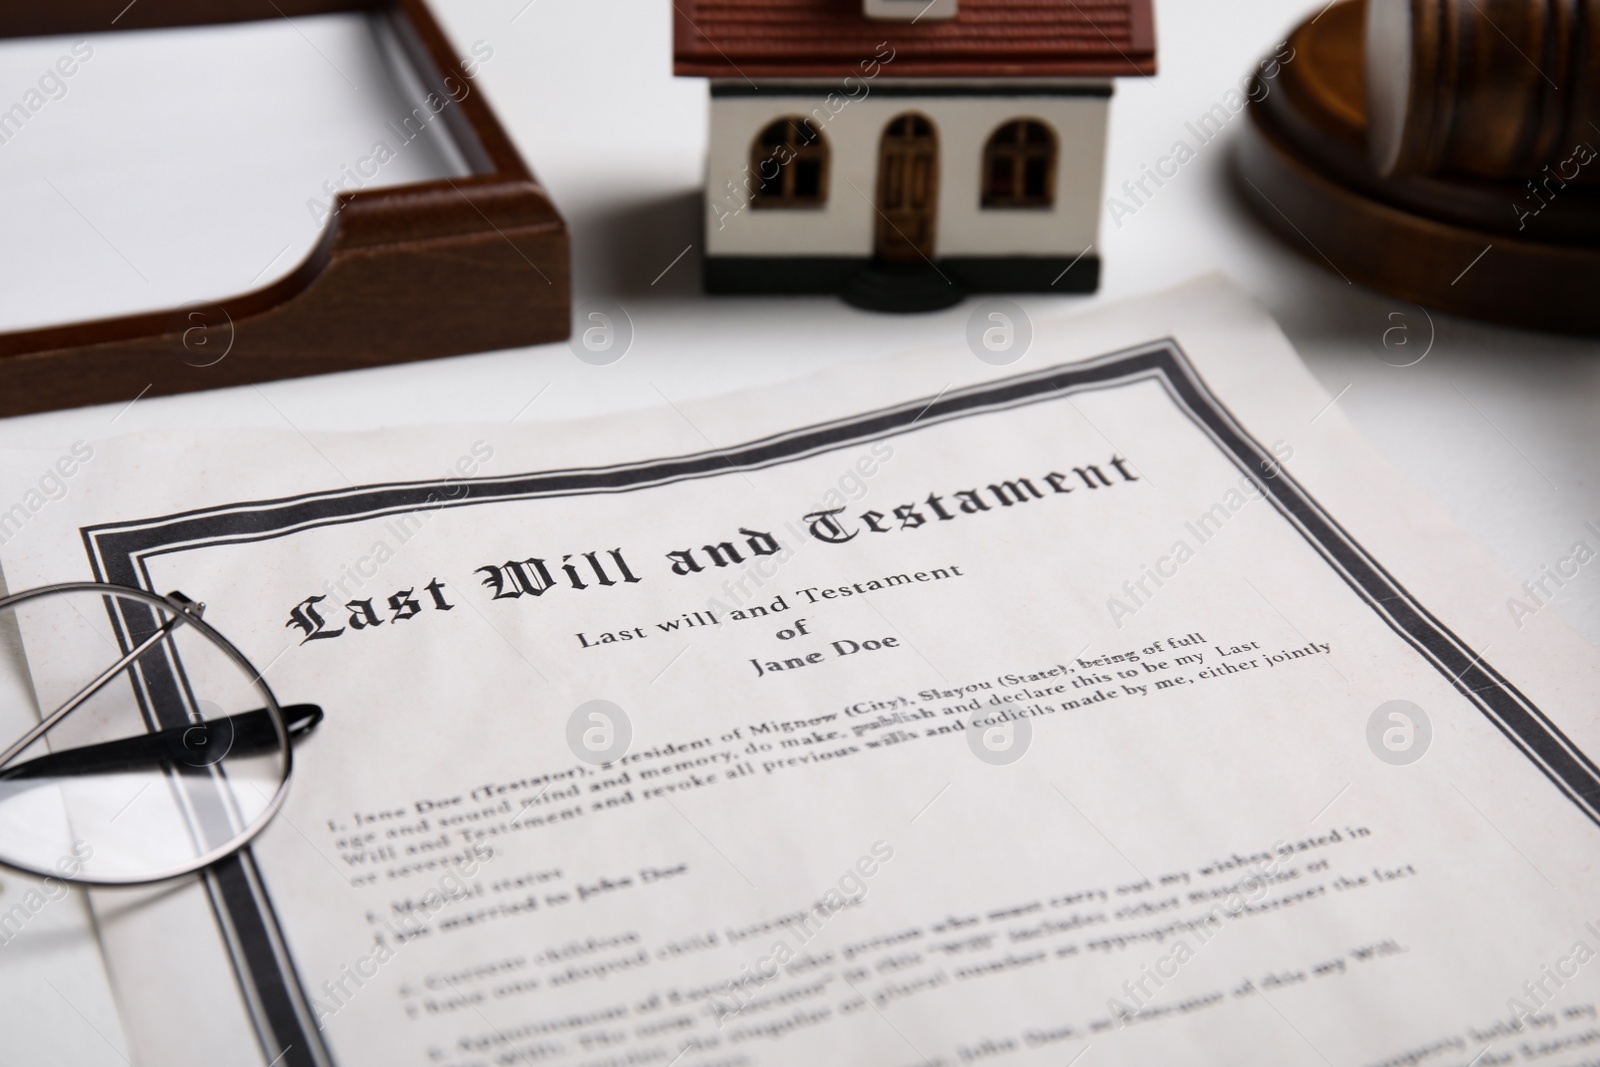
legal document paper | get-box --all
[2,278,1596,1067]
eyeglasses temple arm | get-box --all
[0,606,193,771]
[0,704,323,781]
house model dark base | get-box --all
[674,0,1154,312]
[704,256,1101,313]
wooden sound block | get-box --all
[1235,0,1600,335]
[0,0,570,418]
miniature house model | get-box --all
[674,0,1156,310]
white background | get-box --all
[0,0,1593,643]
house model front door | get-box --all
[874,114,938,262]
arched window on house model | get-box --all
[751,117,828,208]
[982,119,1056,208]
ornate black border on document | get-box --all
[79,342,1600,1067]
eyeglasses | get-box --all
[0,582,321,887]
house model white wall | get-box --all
[674,0,1156,308]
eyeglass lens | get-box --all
[0,587,290,885]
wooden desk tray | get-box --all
[0,0,570,417]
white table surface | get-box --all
[0,0,1591,643]
[0,0,1595,1061]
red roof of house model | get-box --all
[673,0,1156,80]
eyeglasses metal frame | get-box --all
[0,581,301,887]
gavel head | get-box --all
[1365,0,1600,180]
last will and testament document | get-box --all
[1,277,1596,1067]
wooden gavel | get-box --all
[1365,0,1600,180]
[1235,0,1600,332]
